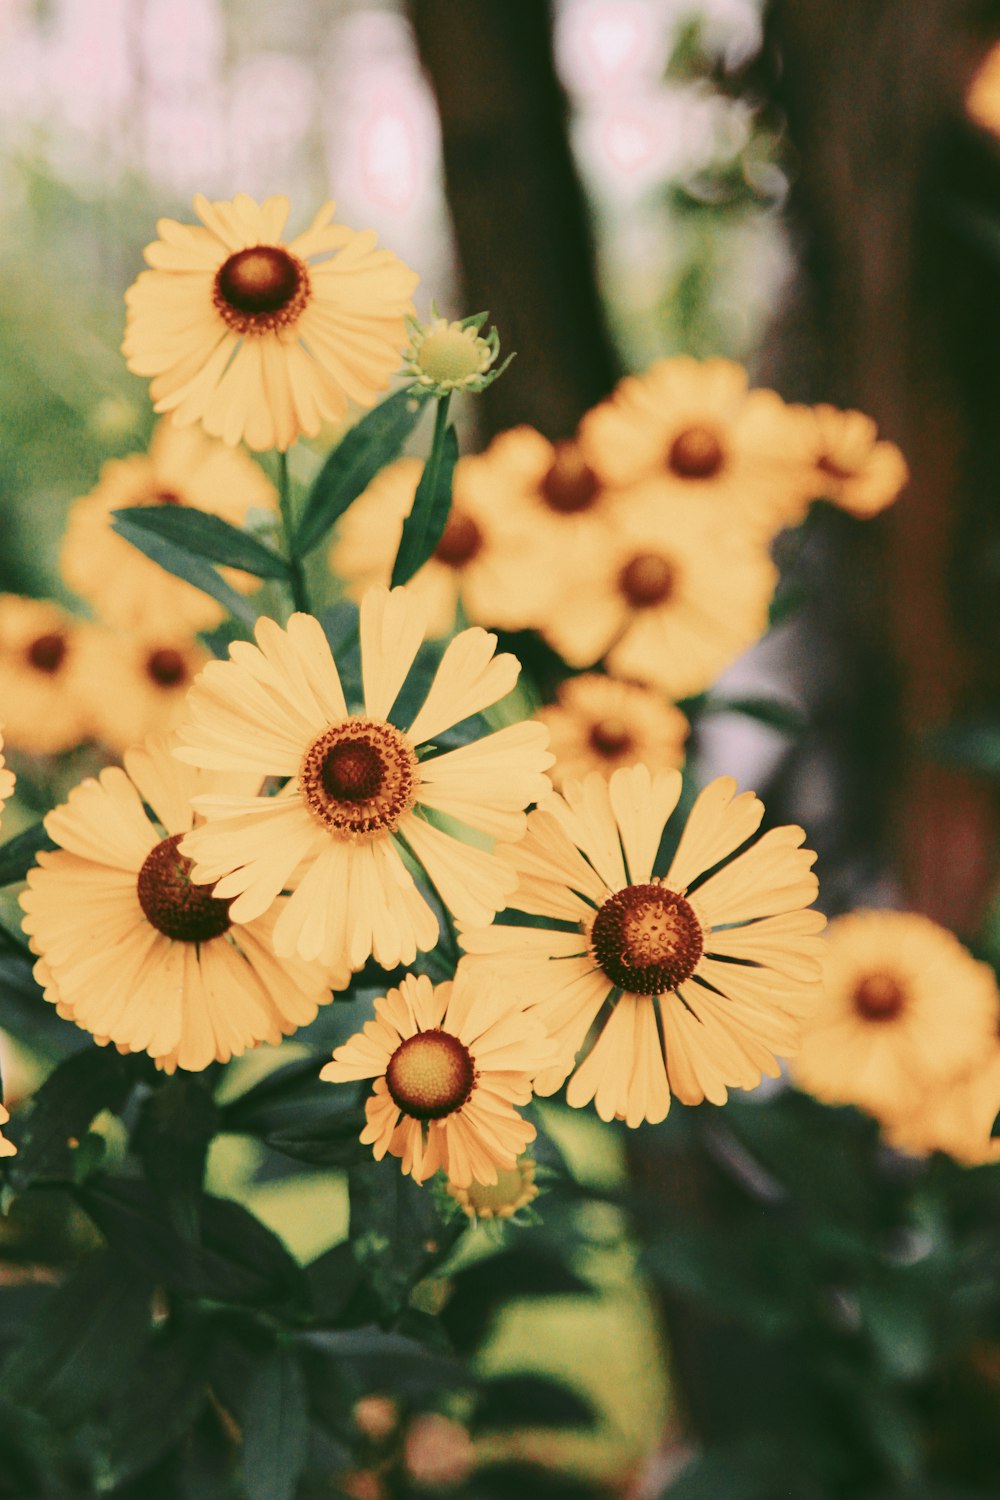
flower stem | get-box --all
[277,449,310,614]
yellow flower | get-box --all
[61,419,276,636]
[176,587,553,971]
[536,499,777,700]
[790,910,1000,1121]
[123,193,419,452]
[968,42,1000,136]
[461,767,825,1124]
[536,674,687,789]
[329,454,547,636]
[403,311,509,397]
[447,1155,538,1220]
[0,732,14,830]
[577,357,816,536]
[20,736,343,1072]
[0,1103,16,1159]
[85,632,210,755]
[320,972,555,1187]
[884,1045,1000,1167]
[0,597,106,754]
[798,405,909,518]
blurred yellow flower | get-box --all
[535,498,777,700]
[0,1103,16,1159]
[578,357,816,536]
[790,910,1000,1120]
[447,1154,538,1219]
[536,674,688,789]
[86,632,210,755]
[320,972,555,1188]
[967,42,1000,137]
[176,587,553,971]
[0,733,14,829]
[0,597,105,754]
[123,193,418,451]
[461,767,825,1125]
[796,404,909,518]
[20,736,343,1073]
[884,1046,1000,1166]
[61,418,276,636]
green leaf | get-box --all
[390,422,459,587]
[111,513,261,629]
[347,1161,462,1317]
[132,1076,219,1239]
[0,949,83,1055]
[112,504,291,580]
[0,822,57,887]
[704,695,807,736]
[2,1251,154,1427]
[7,1049,136,1189]
[98,1319,210,1490]
[79,1178,309,1312]
[0,1397,65,1499]
[474,1374,596,1433]
[924,719,1000,776]
[296,387,426,556]
[238,1340,310,1500]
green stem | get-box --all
[277,450,310,614]
[392,392,451,587]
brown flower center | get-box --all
[150,490,184,506]
[434,512,483,569]
[853,971,906,1023]
[619,552,675,608]
[588,716,633,759]
[214,245,310,334]
[590,883,703,994]
[299,717,418,840]
[541,443,601,514]
[136,833,232,943]
[668,425,725,480]
[26,632,67,674]
[146,648,188,688]
[386,1029,476,1120]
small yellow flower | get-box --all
[536,674,688,789]
[447,1155,539,1220]
[798,404,909,518]
[85,632,210,755]
[0,1103,16,1159]
[0,597,106,755]
[320,972,556,1187]
[884,1046,1000,1166]
[403,310,511,397]
[123,194,418,451]
[790,910,1000,1121]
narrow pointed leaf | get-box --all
[0,822,56,887]
[296,387,426,555]
[113,504,290,579]
[390,422,459,586]
[111,513,261,628]
[238,1340,310,1500]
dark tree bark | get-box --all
[406,0,620,440]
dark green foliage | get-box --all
[110,511,261,628]
[112,504,291,578]
[390,418,459,587]
[0,821,57,887]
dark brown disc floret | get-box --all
[299,716,418,840]
[137,833,232,942]
[590,882,704,995]
[588,717,633,759]
[26,633,68,674]
[667,425,725,480]
[541,443,601,514]
[214,245,310,334]
[618,552,675,608]
[146,648,188,688]
[434,512,484,569]
[852,971,906,1023]
[386,1029,476,1120]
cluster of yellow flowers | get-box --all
[1,190,993,1187]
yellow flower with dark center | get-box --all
[176,586,553,971]
[461,766,825,1125]
[0,1103,16,1159]
[20,736,344,1072]
[61,419,276,636]
[123,194,419,452]
[883,1046,1000,1166]
[797,404,909,518]
[790,910,1000,1120]
[320,972,556,1187]
[86,632,210,755]
[577,357,817,536]
[536,499,776,700]
[447,1155,539,1219]
[536,674,688,789]
[0,597,108,754]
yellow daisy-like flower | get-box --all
[577,357,816,537]
[797,405,909,518]
[884,1046,1000,1167]
[0,1103,16,1159]
[123,193,419,452]
[447,1154,539,1220]
[329,454,544,637]
[0,732,14,830]
[20,736,342,1073]
[86,632,210,756]
[320,972,555,1187]
[61,419,276,636]
[536,674,688,790]
[461,766,825,1125]
[537,499,777,700]
[789,910,1000,1121]
[0,597,107,755]
[176,587,553,971]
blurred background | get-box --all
[2,1,1000,1496]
